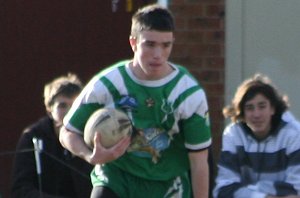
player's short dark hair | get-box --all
[131,4,175,38]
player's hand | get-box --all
[88,132,131,165]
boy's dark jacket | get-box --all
[11,116,93,198]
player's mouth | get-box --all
[149,63,162,68]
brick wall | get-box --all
[169,0,225,161]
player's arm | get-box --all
[189,148,209,198]
[59,126,131,165]
[59,126,93,162]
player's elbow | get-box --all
[59,126,68,148]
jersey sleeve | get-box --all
[180,89,212,150]
[63,76,105,134]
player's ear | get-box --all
[129,36,137,52]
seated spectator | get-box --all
[11,73,93,198]
[213,73,300,198]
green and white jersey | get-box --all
[64,60,211,181]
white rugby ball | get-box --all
[84,108,132,149]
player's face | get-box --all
[243,93,275,140]
[50,95,77,127]
[130,30,174,80]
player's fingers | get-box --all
[111,136,130,155]
[119,136,131,147]
[93,132,105,149]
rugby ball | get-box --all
[84,108,132,149]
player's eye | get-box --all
[244,104,254,111]
[163,42,172,48]
[56,102,68,109]
[145,41,155,47]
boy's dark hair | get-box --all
[131,4,175,38]
[223,73,289,125]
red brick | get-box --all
[170,4,204,17]
[205,4,225,17]
[173,57,204,69]
[203,31,224,43]
[188,18,221,30]
[169,0,186,5]
[171,43,190,58]
[174,17,187,30]
[207,96,224,110]
[188,44,222,57]
[203,83,224,95]
[175,31,204,44]
[204,57,224,69]
[186,0,224,4]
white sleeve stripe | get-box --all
[64,123,83,135]
[185,138,211,150]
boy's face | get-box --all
[243,93,275,139]
[130,30,174,80]
[50,94,78,128]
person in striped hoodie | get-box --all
[213,73,300,198]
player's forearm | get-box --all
[59,126,93,163]
[189,150,209,198]
[192,163,209,198]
